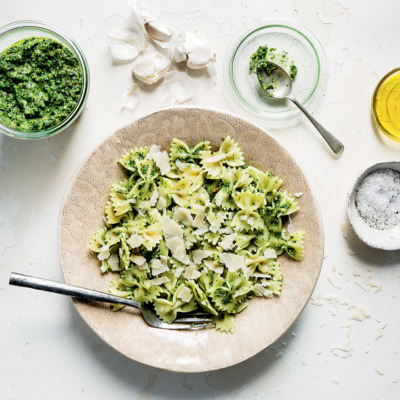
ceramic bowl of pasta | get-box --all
[59,107,324,372]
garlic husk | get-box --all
[108,27,146,61]
[122,85,140,110]
[144,19,173,42]
[131,51,171,84]
[173,32,215,69]
[128,0,151,31]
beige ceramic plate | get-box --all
[59,107,324,373]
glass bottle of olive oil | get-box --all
[372,69,400,141]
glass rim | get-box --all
[0,20,90,139]
[224,18,327,124]
[371,67,400,142]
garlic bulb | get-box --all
[173,32,215,69]
[131,52,171,84]
[144,19,173,42]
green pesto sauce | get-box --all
[249,45,298,92]
[0,37,83,132]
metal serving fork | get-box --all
[9,272,213,330]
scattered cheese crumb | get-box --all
[301,359,306,366]
[294,192,303,197]
[347,249,356,255]
[375,368,383,376]
[341,222,348,239]
[282,342,287,347]
[353,280,368,292]
[352,267,361,277]
[331,263,336,271]
[173,207,194,226]
[192,250,212,264]
[174,266,184,278]
[275,352,283,358]
[192,206,206,228]
[292,332,296,337]
[375,322,387,340]
[351,305,370,321]
[332,378,339,384]
[317,349,322,355]
[327,275,340,289]
[203,259,224,274]
[365,348,370,354]
[149,188,159,206]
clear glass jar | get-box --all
[0,20,90,139]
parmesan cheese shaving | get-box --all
[254,284,273,298]
[174,266,184,278]
[184,264,201,280]
[130,254,146,266]
[263,248,277,259]
[203,259,224,274]
[193,206,206,228]
[192,249,212,264]
[351,305,370,321]
[149,276,170,286]
[341,221,348,239]
[173,207,194,226]
[108,254,120,271]
[219,252,246,272]
[177,286,193,303]
[162,215,184,240]
[147,144,171,175]
[165,237,187,263]
[219,233,237,250]
[127,234,145,249]
[156,196,167,210]
[149,188,159,206]
[203,153,225,163]
[151,256,169,276]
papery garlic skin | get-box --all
[131,52,171,84]
[108,27,147,61]
[144,20,173,42]
[173,32,215,69]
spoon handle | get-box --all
[288,96,344,155]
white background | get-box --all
[1,0,400,399]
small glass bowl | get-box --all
[0,21,90,139]
[224,18,327,125]
[372,68,400,142]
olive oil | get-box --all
[372,69,400,141]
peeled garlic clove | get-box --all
[131,52,171,84]
[144,19,173,42]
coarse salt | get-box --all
[355,168,400,230]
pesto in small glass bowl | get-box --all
[0,21,90,139]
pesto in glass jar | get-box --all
[0,37,83,132]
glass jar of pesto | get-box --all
[0,21,90,139]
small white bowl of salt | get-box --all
[347,161,400,250]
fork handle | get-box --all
[9,272,141,310]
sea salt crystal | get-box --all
[355,168,400,230]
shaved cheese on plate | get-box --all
[214,190,224,207]
[149,188,159,206]
[174,266,184,278]
[108,254,120,271]
[193,206,206,228]
[192,225,208,236]
[149,276,170,286]
[127,234,145,249]
[203,259,224,274]
[173,207,194,226]
[151,256,169,276]
[219,252,246,272]
[264,248,277,259]
[156,196,167,210]
[192,249,212,264]
[163,215,184,239]
[165,237,187,263]
[130,254,146,266]
[203,153,225,163]
[254,284,273,298]
[294,192,303,197]
[184,264,201,280]
[219,233,237,250]
[147,144,171,175]
[98,245,110,261]
[177,286,193,302]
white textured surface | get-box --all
[1,0,400,399]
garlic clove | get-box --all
[144,19,173,42]
[131,52,171,84]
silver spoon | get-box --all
[259,61,344,155]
